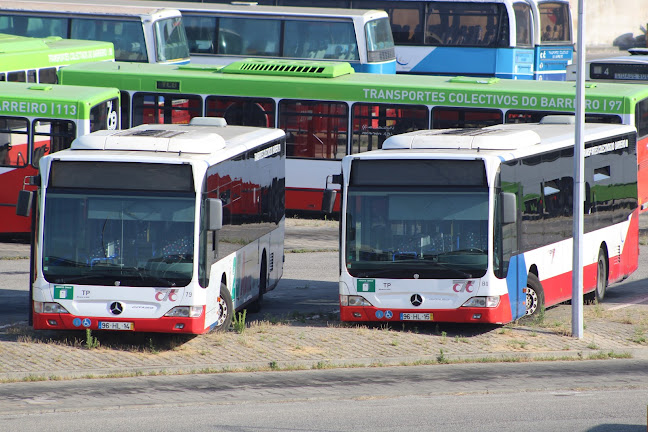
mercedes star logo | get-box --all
[410,294,423,307]
[109,302,123,315]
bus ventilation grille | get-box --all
[222,59,355,78]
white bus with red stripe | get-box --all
[327,117,638,323]
[19,117,285,334]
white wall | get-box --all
[568,0,646,49]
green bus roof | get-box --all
[58,59,648,116]
[0,34,114,72]
[0,81,120,119]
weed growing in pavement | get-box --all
[587,350,632,360]
[629,327,647,344]
[436,349,448,364]
[507,339,528,349]
[587,341,600,350]
[232,310,247,334]
[84,329,99,349]
[440,331,448,344]
[314,361,331,369]
[590,303,605,318]
[147,338,159,354]
[640,233,648,246]
[269,361,279,370]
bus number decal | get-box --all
[51,103,77,116]
[107,101,117,130]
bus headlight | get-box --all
[164,306,203,318]
[33,302,69,314]
[340,295,373,307]
[461,296,500,308]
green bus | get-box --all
[0,81,119,235]
[57,58,648,214]
[0,33,114,83]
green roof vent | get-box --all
[449,76,500,85]
[222,58,355,78]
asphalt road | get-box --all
[0,357,646,431]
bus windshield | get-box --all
[425,2,507,47]
[365,17,395,61]
[345,188,489,279]
[155,16,190,63]
[539,1,570,44]
[43,190,195,287]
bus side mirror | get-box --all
[502,192,517,224]
[321,189,337,214]
[208,198,223,231]
[321,173,342,214]
[16,190,34,218]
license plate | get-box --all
[98,321,134,331]
[400,313,433,321]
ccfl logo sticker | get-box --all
[452,280,475,293]
[155,289,178,302]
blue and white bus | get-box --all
[0,0,190,64]
[128,0,396,74]
[204,0,573,80]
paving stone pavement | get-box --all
[0,217,647,381]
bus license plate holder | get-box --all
[400,313,433,321]
[98,321,134,331]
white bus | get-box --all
[127,0,396,73]
[0,0,190,64]
[567,49,648,82]
[324,117,638,324]
[18,118,286,334]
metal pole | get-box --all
[572,0,586,339]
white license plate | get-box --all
[400,313,433,321]
[98,321,134,331]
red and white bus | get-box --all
[326,118,638,323]
[18,118,285,333]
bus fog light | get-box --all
[47,320,58,326]
[165,306,203,318]
[340,295,373,307]
[34,301,70,314]
[461,296,500,308]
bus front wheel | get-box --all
[585,249,608,304]
[213,283,233,332]
[524,274,544,316]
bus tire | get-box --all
[586,249,608,304]
[213,283,233,332]
[524,274,544,316]
[247,256,267,313]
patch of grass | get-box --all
[587,350,632,360]
[84,329,99,350]
[436,349,448,364]
[629,327,647,345]
[507,339,528,349]
[586,341,600,350]
[232,310,247,334]
[440,331,447,344]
